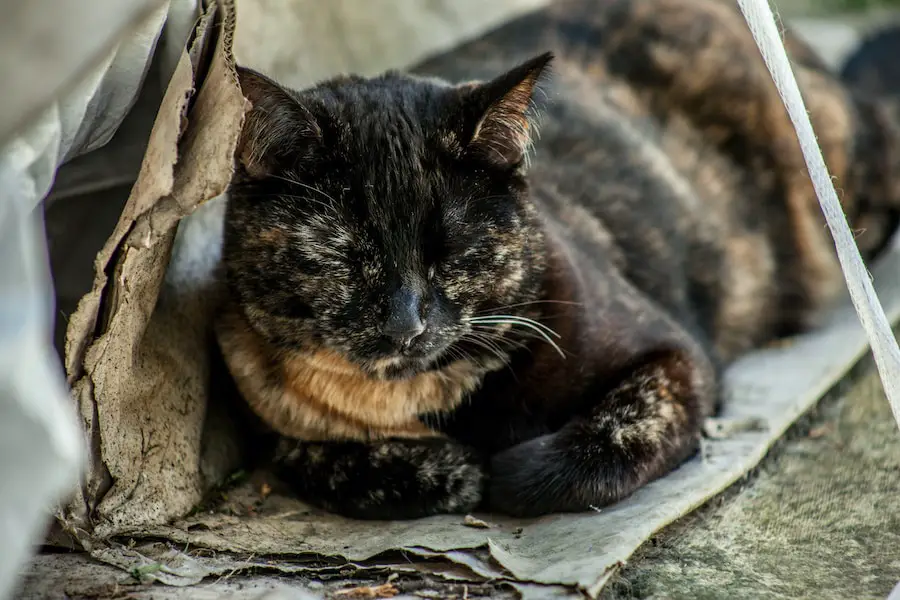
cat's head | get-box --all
[223,53,553,379]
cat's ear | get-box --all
[460,52,553,169]
[236,66,322,178]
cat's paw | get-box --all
[275,437,487,520]
[489,355,704,517]
[487,433,576,517]
[487,430,657,518]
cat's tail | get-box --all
[272,436,487,519]
[838,25,900,259]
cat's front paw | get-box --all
[275,437,487,520]
[487,429,681,518]
[489,355,705,517]
[487,434,576,517]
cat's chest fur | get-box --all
[215,303,489,441]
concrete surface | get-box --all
[17,361,897,600]
[602,366,900,600]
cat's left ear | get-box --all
[236,66,322,179]
[459,52,553,169]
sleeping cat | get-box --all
[215,0,900,519]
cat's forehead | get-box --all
[304,73,451,134]
[281,73,492,249]
[298,77,452,199]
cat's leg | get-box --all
[489,347,713,518]
[273,436,486,519]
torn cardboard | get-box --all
[55,3,900,598]
[61,0,248,543]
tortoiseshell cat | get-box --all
[215,0,900,519]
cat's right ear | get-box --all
[236,66,322,179]
[454,52,553,169]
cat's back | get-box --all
[413,0,851,358]
[413,0,760,256]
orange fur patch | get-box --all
[215,304,485,441]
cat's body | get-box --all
[216,0,900,519]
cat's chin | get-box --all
[362,351,451,381]
[371,359,439,380]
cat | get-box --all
[214,0,900,519]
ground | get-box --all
[18,363,900,599]
[603,367,900,600]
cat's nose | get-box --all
[383,287,427,348]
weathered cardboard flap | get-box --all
[61,0,247,544]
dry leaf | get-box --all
[332,583,398,598]
[808,423,835,439]
[462,515,492,529]
[259,482,272,499]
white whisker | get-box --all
[468,314,561,338]
[459,334,511,366]
[466,315,566,359]
[476,299,581,314]
[469,324,543,349]
[268,174,342,212]
[469,330,529,354]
